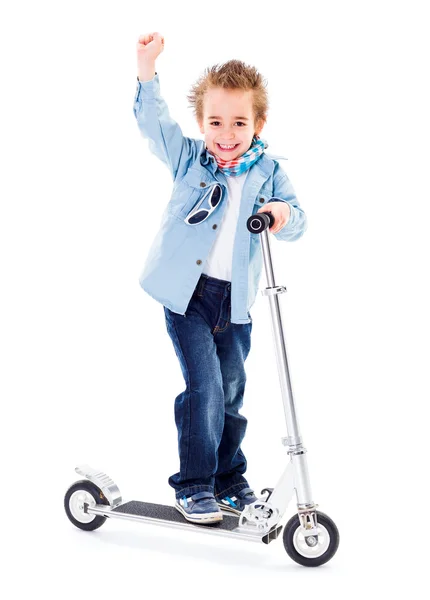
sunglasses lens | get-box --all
[210,185,221,207]
[188,210,209,224]
[186,184,222,225]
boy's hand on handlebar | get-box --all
[257,202,291,234]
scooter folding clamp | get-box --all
[261,285,287,296]
[238,499,280,533]
[287,446,307,457]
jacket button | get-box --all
[200,182,206,187]
[212,224,217,229]
[196,259,202,265]
[259,198,265,203]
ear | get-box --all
[254,116,266,136]
[198,119,205,134]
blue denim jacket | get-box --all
[133,73,308,324]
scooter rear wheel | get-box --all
[64,479,110,531]
[283,510,339,567]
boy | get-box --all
[133,32,307,524]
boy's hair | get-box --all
[187,59,269,128]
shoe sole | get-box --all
[217,502,241,516]
[217,500,261,516]
[175,503,223,524]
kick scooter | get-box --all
[64,211,340,567]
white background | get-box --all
[1,0,429,596]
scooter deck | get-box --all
[112,500,240,530]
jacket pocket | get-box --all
[253,181,273,213]
[167,167,217,220]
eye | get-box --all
[209,121,247,126]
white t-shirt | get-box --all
[202,171,248,282]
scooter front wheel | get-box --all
[283,511,339,567]
[64,479,110,531]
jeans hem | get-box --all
[214,483,250,500]
[174,484,214,499]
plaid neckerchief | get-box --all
[205,135,268,177]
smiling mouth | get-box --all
[216,143,240,151]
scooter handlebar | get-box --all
[246,211,274,234]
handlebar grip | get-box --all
[246,211,274,233]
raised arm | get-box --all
[134,32,198,181]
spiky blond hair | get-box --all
[187,59,269,130]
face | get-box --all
[198,87,265,161]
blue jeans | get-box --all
[163,273,253,501]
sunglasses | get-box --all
[184,183,223,225]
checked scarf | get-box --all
[206,134,268,177]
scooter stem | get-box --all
[246,212,315,514]
[259,226,302,448]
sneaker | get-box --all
[217,487,259,515]
[175,491,223,524]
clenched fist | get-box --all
[137,32,165,81]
